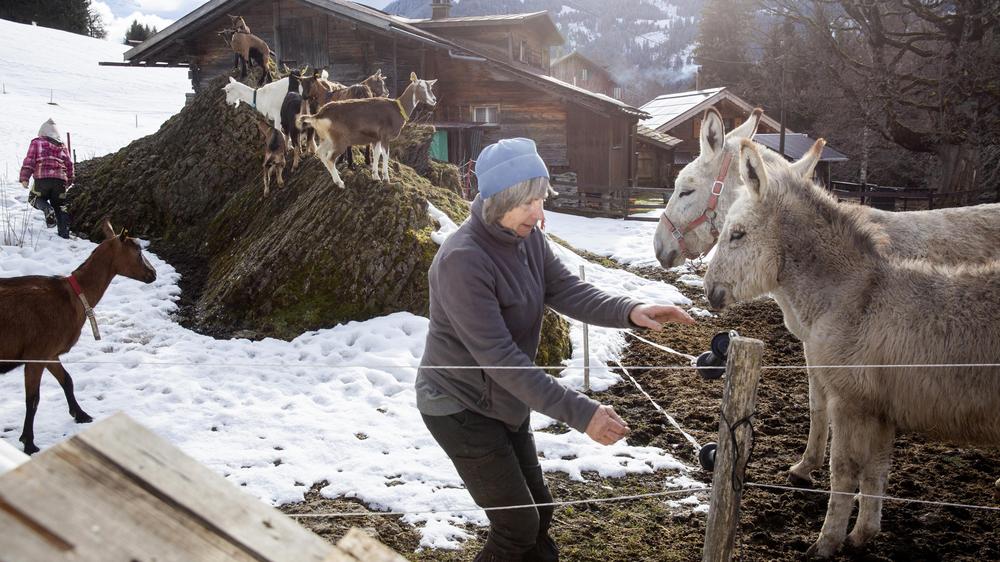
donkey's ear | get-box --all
[101,220,115,240]
[228,76,237,84]
[427,79,438,87]
[375,69,383,77]
[410,71,417,82]
[729,107,762,140]
[739,139,768,197]
[789,138,825,179]
[699,108,725,160]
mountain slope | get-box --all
[384,0,704,104]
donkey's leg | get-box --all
[20,364,44,455]
[790,365,829,487]
[47,361,92,423]
[807,405,864,558]
[847,421,894,548]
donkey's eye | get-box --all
[730,230,745,242]
[677,190,695,199]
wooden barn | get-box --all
[550,50,624,100]
[116,0,650,198]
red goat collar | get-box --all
[66,274,101,341]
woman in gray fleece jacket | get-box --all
[416,138,694,562]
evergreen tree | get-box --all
[2,0,105,38]
[694,0,755,88]
[124,19,156,44]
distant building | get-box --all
[116,0,649,195]
[550,50,623,100]
[754,133,848,188]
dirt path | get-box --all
[281,261,1000,561]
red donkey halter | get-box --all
[660,150,734,260]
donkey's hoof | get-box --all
[788,469,815,489]
[846,524,879,548]
[74,411,93,424]
[805,535,840,559]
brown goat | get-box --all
[297,72,437,188]
[0,221,157,454]
[224,15,273,86]
[256,120,287,195]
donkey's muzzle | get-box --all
[705,284,730,311]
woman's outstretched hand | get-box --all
[629,304,695,330]
[585,405,630,445]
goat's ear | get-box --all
[375,69,383,77]
[118,228,129,242]
[739,139,768,197]
[101,220,115,240]
[729,107,762,140]
[228,76,236,84]
[699,108,725,161]
[428,79,438,87]
[790,138,825,179]
[410,71,417,82]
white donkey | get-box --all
[657,107,1000,488]
[704,140,1000,558]
[223,75,292,130]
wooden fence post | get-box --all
[579,265,590,392]
[702,336,765,562]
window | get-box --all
[519,40,528,63]
[581,68,589,81]
[612,86,623,99]
[472,105,500,124]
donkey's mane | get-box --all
[759,148,888,257]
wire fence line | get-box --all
[283,479,1000,519]
[3,357,1000,371]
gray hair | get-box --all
[482,176,556,225]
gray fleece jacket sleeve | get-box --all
[542,237,642,328]
[436,249,600,432]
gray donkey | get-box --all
[704,140,1000,558]
[656,107,1000,489]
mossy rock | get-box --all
[68,74,571,365]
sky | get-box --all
[0,17,709,551]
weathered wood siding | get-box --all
[430,55,568,167]
[551,56,616,98]
[185,0,424,94]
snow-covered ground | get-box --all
[0,18,189,180]
[0,18,705,550]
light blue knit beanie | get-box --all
[475,138,549,198]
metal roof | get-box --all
[639,87,782,134]
[754,133,849,162]
[412,11,562,45]
[636,125,682,150]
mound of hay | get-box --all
[69,75,571,364]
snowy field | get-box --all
[0,19,704,550]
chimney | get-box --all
[431,0,452,20]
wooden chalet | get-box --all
[116,0,650,199]
[550,50,624,100]
[639,87,782,189]
[754,132,848,188]
[0,413,405,561]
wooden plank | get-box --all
[336,528,407,562]
[0,506,72,562]
[0,441,255,562]
[702,337,765,562]
[72,413,335,562]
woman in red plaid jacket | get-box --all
[20,118,74,239]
